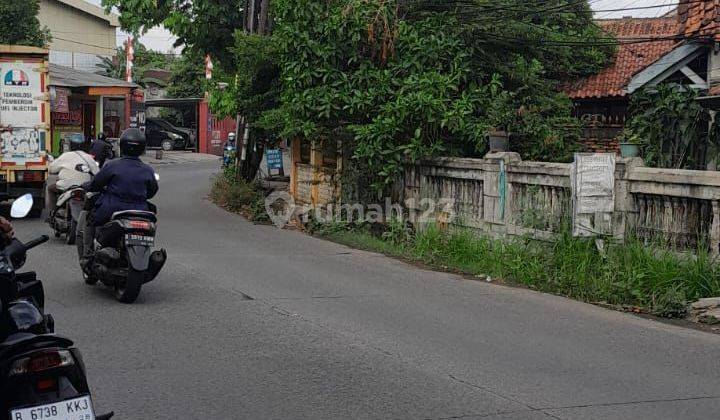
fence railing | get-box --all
[401,154,720,255]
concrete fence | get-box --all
[402,154,720,255]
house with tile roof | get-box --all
[566,0,720,153]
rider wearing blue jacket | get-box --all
[86,128,158,226]
[80,128,158,271]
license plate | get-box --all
[125,234,154,246]
[11,395,95,420]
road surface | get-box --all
[18,159,720,419]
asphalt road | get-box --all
[16,159,720,419]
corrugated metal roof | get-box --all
[49,64,138,88]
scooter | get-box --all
[48,164,95,245]
[76,176,167,304]
[0,194,113,420]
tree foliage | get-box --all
[0,0,50,47]
[166,51,205,99]
[251,0,611,185]
[95,43,171,88]
[106,0,613,186]
[620,85,718,170]
[101,0,242,70]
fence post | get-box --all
[711,201,720,257]
[482,152,520,226]
[613,157,643,242]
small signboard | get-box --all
[266,148,283,175]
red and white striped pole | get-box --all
[125,35,134,83]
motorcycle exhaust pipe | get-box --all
[145,249,167,283]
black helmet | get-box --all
[68,134,84,151]
[119,128,146,157]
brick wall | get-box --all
[579,124,622,154]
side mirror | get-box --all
[11,194,34,219]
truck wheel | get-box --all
[116,268,144,303]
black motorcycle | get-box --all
[76,193,167,304]
[0,194,113,420]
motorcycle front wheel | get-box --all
[116,268,143,303]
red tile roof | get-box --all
[678,0,720,40]
[564,17,681,99]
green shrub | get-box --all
[210,168,269,221]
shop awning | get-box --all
[49,64,138,90]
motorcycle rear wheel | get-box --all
[115,268,143,303]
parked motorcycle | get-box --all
[48,164,92,245]
[222,133,237,168]
[1,194,113,420]
[76,176,167,303]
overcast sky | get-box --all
[83,0,677,53]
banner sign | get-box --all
[571,153,616,237]
[50,87,70,113]
[0,61,43,127]
[52,98,81,126]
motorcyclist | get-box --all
[90,132,114,168]
[86,128,158,227]
[223,132,237,168]
[226,132,236,148]
[45,135,98,219]
[80,128,158,268]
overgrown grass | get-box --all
[210,166,270,222]
[316,221,720,318]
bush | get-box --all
[210,167,269,221]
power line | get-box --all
[52,36,180,55]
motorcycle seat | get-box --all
[111,210,157,223]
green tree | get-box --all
[252,0,610,186]
[166,51,205,99]
[101,0,243,70]
[105,0,613,185]
[95,43,172,87]
[621,84,718,170]
[0,0,50,47]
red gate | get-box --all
[199,100,236,156]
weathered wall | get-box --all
[403,155,720,255]
[295,163,313,205]
[39,0,118,72]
